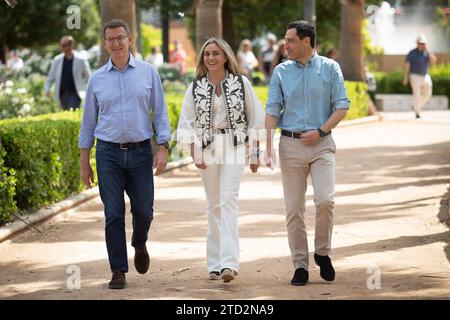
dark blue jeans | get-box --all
[96,140,154,273]
[59,92,81,110]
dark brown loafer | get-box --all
[109,270,126,289]
[134,245,150,274]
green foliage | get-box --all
[141,23,162,58]
[0,148,16,224]
[0,0,100,51]
[375,63,450,103]
[436,2,450,36]
[344,81,370,120]
[0,112,86,216]
[158,63,182,82]
[362,19,384,56]
[71,0,101,49]
[253,86,269,107]
[0,77,59,120]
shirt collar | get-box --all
[106,52,136,72]
[294,50,318,69]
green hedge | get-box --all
[0,111,88,223]
[0,148,16,223]
[375,63,450,104]
[344,81,370,120]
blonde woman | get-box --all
[237,39,258,80]
[177,38,264,283]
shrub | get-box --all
[344,81,370,120]
[0,111,88,221]
[0,148,16,224]
[0,78,59,120]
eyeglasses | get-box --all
[104,34,129,45]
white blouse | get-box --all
[177,75,265,148]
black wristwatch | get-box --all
[317,128,328,137]
[159,141,169,150]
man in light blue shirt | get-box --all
[78,19,170,289]
[265,20,350,286]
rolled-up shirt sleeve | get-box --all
[265,67,283,118]
[331,62,350,111]
[150,65,171,145]
[78,78,98,149]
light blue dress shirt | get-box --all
[78,54,170,148]
[265,53,350,132]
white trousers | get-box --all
[199,140,245,273]
[410,73,432,114]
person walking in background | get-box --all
[78,19,170,290]
[269,39,288,77]
[403,34,437,119]
[146,46,164,68]
[45,36,91,110]
[325,48,338,61]
[258,34,277,83]
[177,37,264,283]
[6,49,24,73]
[265,20,350,286]
[169,40,187,75]
[237,39,258,81]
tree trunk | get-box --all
[339,0,364,81]
[100,0,136,66]
[136,4,142,54]
[222,1,236,52]
[195,0,223,52]
[161,0,170,62]
[0,38,6,65]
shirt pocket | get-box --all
[310,70,331,105]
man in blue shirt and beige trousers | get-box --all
[403,34,437,119]
[265,20,350,286]
[78,19,170,289]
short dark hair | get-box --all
[102,19,131,38]
[287,20,315,48]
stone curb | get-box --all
[0,114,382,242]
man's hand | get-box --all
[80,162,94,188]
[264,148,275,169]
[402,78,408,86]
[153,147,168,176]
[300,130,320,145]
[45,91,51,98]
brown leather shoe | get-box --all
[109,270,126,289]
[134,245,150,274]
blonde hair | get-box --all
[196,38,240,77]
[238,39,252,52]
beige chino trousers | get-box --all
[279,134,336,270]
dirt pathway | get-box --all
[1,111,449,300]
